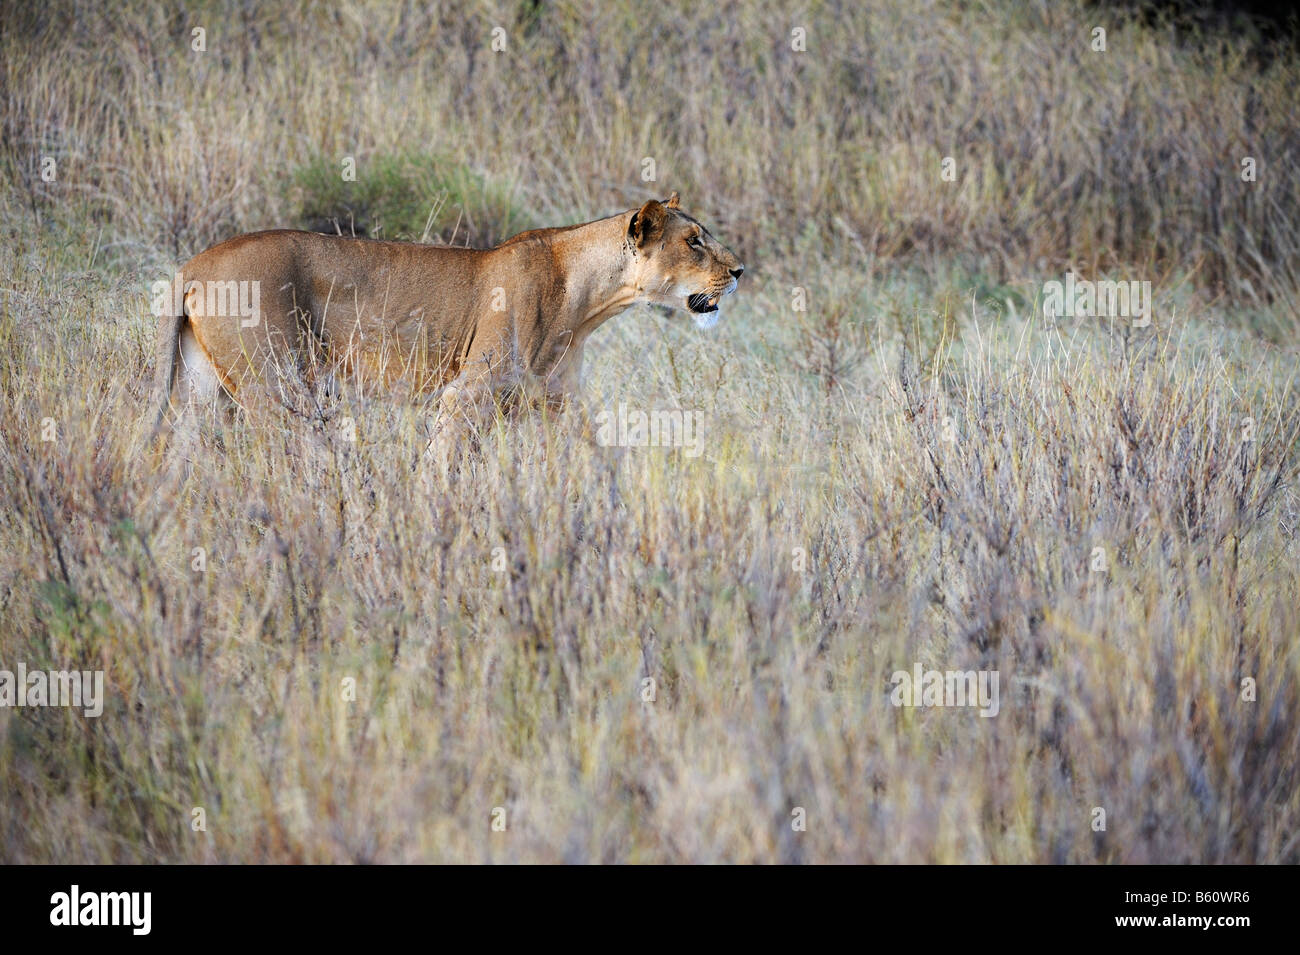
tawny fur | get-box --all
[154,193,743,443]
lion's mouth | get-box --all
[687,292,721,314]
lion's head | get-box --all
[627,192,744,329]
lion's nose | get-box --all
[730,266,744,279]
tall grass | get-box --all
[1,0,1298,862]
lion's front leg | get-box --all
[533,344,594,437]
[538,386,598,443]
[423,373,497,465]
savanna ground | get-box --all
[1,0,1298,863]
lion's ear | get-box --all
[664,191,680,209]
[629,199,668,247]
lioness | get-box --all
[154,192,743,447]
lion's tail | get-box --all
[151,306,185,437]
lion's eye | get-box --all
[688,235,703,249]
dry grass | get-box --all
[1,0,1299,862]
